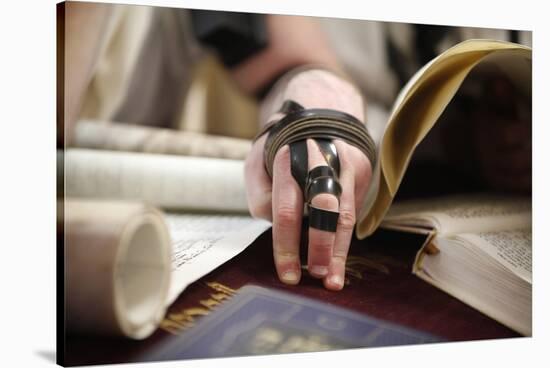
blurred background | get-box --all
[59,2,532,196]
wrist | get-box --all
[259,67,366,128]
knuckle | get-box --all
[332,251,348,264]
[276,205,299,229]
[273,145,290,166]
[338,210,356,232]
[274,249,298,260]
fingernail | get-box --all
[281,271,299,284]
[310,265,328,276]
[329,275,343,288]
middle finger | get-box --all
[306,139,339,278]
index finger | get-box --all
[271,145,304,285]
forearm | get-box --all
[258,67,366,129]
[229,14,343,97]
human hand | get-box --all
[244,69,373,290]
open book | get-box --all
[62,149,271,339]
[363,40,532,336]
[381,194,532,336]
[356,39,531,238]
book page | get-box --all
[356,40,531,238]
[382,193,531,235]
[456,229,532,283]
[419,231,531,335]
[164,213,271,305]
[64,148,249,212]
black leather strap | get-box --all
[314,139,340,177]
[262,106,376,179]
[308,206,339,232]
[307,165,336,181]
[290,145,341,233]
[279,100,305,115]
[306,176,342,205]
[264,99,375,234]
[289,140,308,195]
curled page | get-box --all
[356,40,532,238]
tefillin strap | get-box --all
[259,100,375,232]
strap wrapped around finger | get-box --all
[289,140,308,196]
[307,165,337,182]
[308,206,339,232]
[314,139,340,177]
[260,98,375,233]
[306,168,341,233]
[288,140,342,233]
[306,175,342,205]
[288,142,341,203]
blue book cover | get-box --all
[145,284,443,361]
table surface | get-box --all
[62,227,521,366]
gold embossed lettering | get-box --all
[160,307,210,334]
[206,282,236,295]
[210,292,231,302]
[160,319,186,335]
[199,298,221,310]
